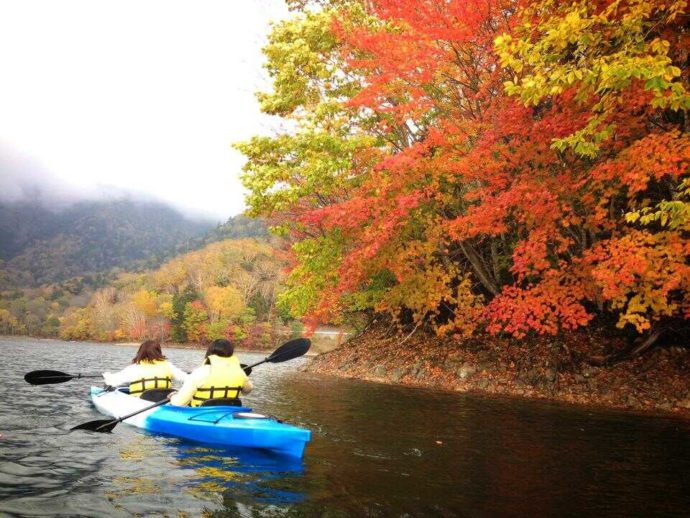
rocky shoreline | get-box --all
[306,325,690,417]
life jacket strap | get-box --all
[130,376,172,395]
[192,385,242,402]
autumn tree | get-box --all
[182,300,208,343]
[239,0,689,356]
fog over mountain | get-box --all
[0,143,216,221]
[0,198,217,289]
[0,1,292,223]
[0,145,82,208]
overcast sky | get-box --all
[0,0,290,221]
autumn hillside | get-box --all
[0,202,280,343]
[0,236,295,347]
[56,238,293,347]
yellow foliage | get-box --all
[203,285,245,322]
[131,289,158,318]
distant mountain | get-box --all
[192,214,268,248]
[0,199,214,288]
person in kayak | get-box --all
[169,338,253,407]
[102,339,188,397]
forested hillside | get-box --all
[56,237,291,347]
[0,201,278,341]
[0,199,213,288]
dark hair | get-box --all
[132,340,166,364]
[204,338,234,362]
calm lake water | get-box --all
[1,337,689,517]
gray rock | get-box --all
[445,359,460,369]
[457,363,477,380]
[544,367,557,382]
[390,368,405,382]
[528,369,542,383]
[657,401,673,412]
[416,369,426,380]
[477,361,492,372]
[582,366,597,378]
[374,365,386,377]
[477,378,490,390]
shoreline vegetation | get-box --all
[306,326,690,418]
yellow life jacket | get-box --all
[191,354,247,407]
[129,360,173,397]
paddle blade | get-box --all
[266,338,311,363]
[24,370,74,385]
[71,419,118,433]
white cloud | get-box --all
[0,0,290,221]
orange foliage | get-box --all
[242,0,690,341]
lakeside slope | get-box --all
[306,326,690,417]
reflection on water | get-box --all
[173,442,305,505]
[2,336,690,517]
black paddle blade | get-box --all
[267,338,311,363]
[71,419,117,433]
[24,370,74,385]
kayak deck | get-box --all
[89,386,310,458]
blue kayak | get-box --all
[89,387,311,458]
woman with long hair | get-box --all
[102,340,188,397]
[170,338,252,407]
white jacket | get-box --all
[103,360,189,387]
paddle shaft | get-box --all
[41,374,100,380]
[242,338,311,373]
[244,350,294,371]
[74,395,171,432]
[113,397,170,424]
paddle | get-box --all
[242,337,311,374]
[71,394,171,433]
[24,370,102,386]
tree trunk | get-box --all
[459,241,499,295]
